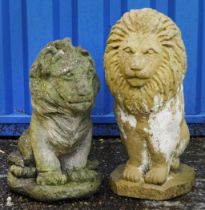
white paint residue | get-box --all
[139,142,149,173]
[152,95,163,112]
[167,176,173,181]
[58,49,65,55]
[6,197,13,207]
[63,68,68,73]
[0,174,7,179]
[119,107,137,128]
[0,149,5,154]
[145,91,183,161]
[144,128,149,133]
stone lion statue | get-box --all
[8,38,100,201]
[104,9,189,185]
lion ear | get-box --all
[159,28,178,48]
[30,45,57,77]
[30,62,50,78]
[159,27,178,41]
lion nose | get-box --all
[76,78,91,96]
[131,58,144,71]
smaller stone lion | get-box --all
[104,9,189,185]
[8,38,100,186]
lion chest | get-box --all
[116,90,184,161]
[45,115,90,153]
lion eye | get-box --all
[123,47,134,54]
[61,72,73,80]
[144,48,157,55]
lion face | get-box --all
[119,33,163,88]
[30,38,100,114]
[55,63,99,113]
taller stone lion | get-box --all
[7,38,101,201]
[104,9,195,200]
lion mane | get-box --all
[104,8,187,115]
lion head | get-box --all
[104,9,187,115]
[30,38,100,114]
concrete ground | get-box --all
[0,137,205,210]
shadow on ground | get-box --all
[0,137,205,210]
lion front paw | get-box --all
[122,163,143,183]
[37,171,67,185]
[145,167,168,185]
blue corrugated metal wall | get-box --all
[0,0,205,136]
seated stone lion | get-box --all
[8,38,100,186]
[104,9,189,185]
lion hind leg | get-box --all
[8,129,36,178]
[8,149,36,179]
[171,119,189,170]
[18,129,34,165]
[8,151,24,167]
[10,165,36,178]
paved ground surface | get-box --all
[0,137,204,210]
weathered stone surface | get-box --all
[7,171,100,202]
[110,164,195,200]
[7,38,101,201]
[104,8,194,199]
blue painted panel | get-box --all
[127,0,151,9]
[0,0,5,114]
[108,0,122,112]
[77,0,109,115]
[0,0,205,136]
[155,0,168,14]
[9,0,25,114]
[110,1,121,26]
[175,0,199,114]
[21,0,30,115]
[26,0,54,114]
[168,0,176,21]
[59,0,72,39]
[201,0,205,113]
[1,0,13,114]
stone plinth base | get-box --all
[110,164,195,200]
[7,172,101,202]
